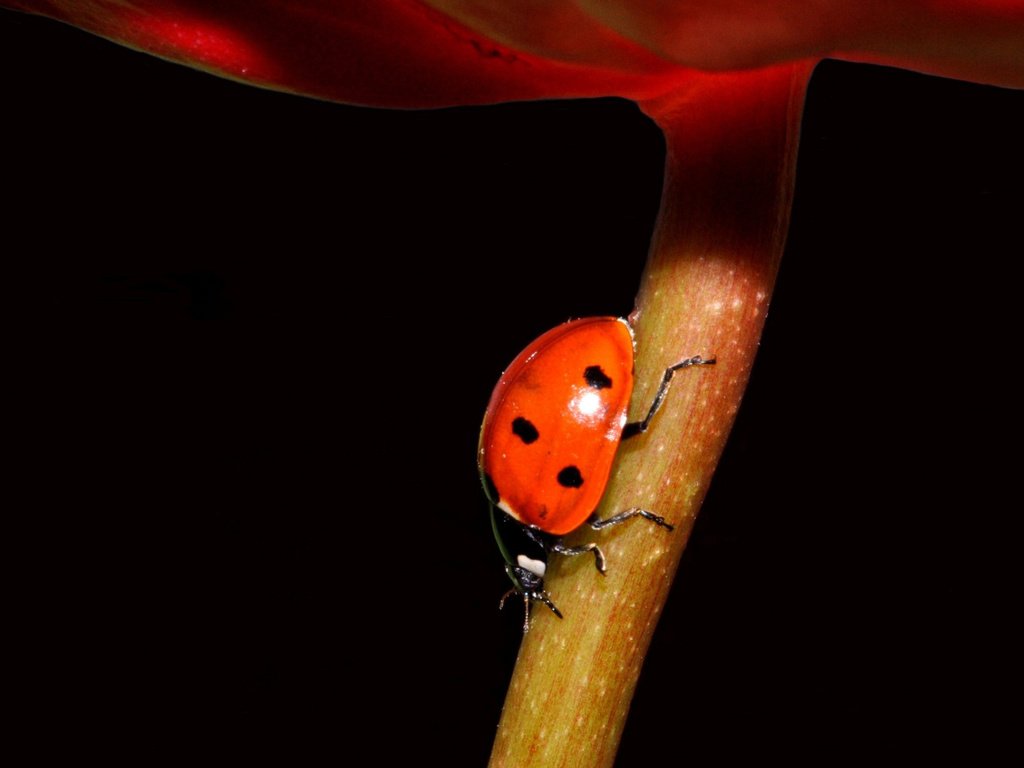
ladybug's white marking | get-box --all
[517,554,546,578]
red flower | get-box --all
[3,1,1021,102]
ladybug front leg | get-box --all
[523,526,608,575]
[547,512,674,578]
[500,585,562,633]
[549,541,607,575]
[621,355,716,440]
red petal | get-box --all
[1,0,693,105]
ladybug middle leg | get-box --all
[579,509,674,563]
[545,514,671,577]
[587,353,714,537]
[589,507,674,532]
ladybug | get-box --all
[478,316,715,632]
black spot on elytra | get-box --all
[512,417,539,444]
[584,365,613,389]
[557,465,584,488]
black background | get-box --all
[6,7,1022,763]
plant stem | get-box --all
[488,61,814,768]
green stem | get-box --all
[488,61,814,767]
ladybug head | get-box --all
[500,558,562,633]
[490,505,563,632]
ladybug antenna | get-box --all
[500,587,562,633]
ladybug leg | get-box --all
[521,527,608,583]
[533,590,563,621]
[589,508,676,532]
[549,541,608,575]
[500,587,562,633]
[501,557,563,632]
[621,355,716,440]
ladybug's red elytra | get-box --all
[478,316,715,632]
